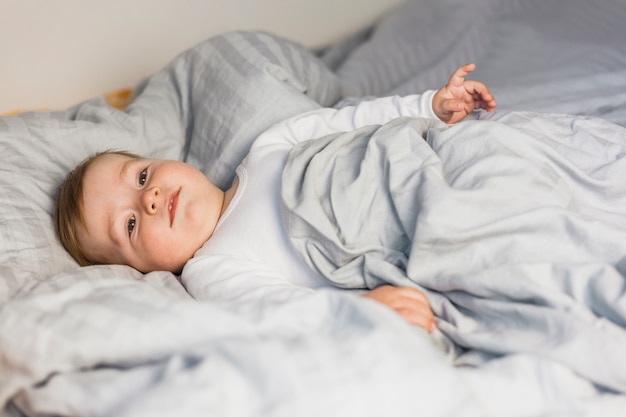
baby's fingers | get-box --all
[362,286,436,332]
[390,287,435,332]
[466,82,497,111]
[448,63,477,87]
[396,305,436,332]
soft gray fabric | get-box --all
[281,111,626,396]
[130,30,342,190]
[2,263,616,417]
[326,0,626,126]
[2,268,487,417]
[0,102,182,303]
[3,0,626,414]
[0,30,345,415]
[0,30,340,303]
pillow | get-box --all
[0,102,184,302]
[328,0,487,98]
[329,0,626,128]
[133,30,342,189]
[0,30,342,302]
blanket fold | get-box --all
[281,111,626,393]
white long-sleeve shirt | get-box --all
[181,92,439,304]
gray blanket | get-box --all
[281,111,626,394]
[3,0,626,414]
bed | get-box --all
[2,0,626,415]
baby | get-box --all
[55,64,496,332]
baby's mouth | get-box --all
[168,190,180,227]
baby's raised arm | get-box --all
[433,63,497,124]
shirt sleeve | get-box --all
[254,91,439,147]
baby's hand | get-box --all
[362,285,435,332]
[433,63,497,124]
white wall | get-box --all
[0,0,404,113]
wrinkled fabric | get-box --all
[282,111,626,393]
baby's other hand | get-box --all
[433,63,497,124]
[362,285,435,332]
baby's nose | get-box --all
[143,186,160,214]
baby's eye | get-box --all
[127,215,136,236]
[138,169,148,186]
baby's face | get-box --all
[77,153,224,273]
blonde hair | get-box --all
[54,150,141,266]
